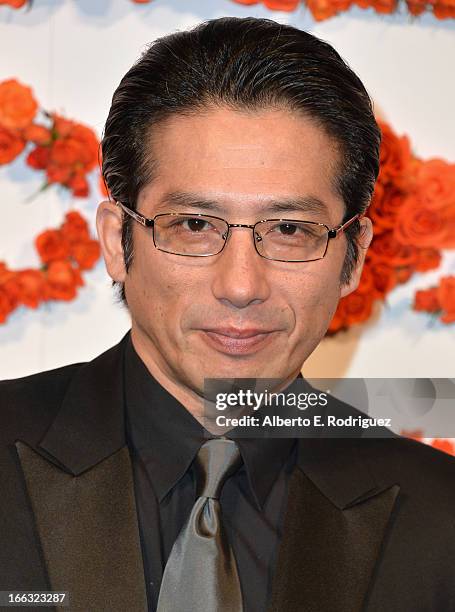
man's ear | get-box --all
[96,200,127,283]
[340,216,373,298]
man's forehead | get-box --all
[142,107,344,221]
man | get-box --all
[1,16,454,612]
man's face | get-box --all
[98,107,371,401]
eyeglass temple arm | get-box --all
[327,213,361,239]
[115,201,154,227]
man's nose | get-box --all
[210,228,271,309]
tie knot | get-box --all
[194,438,242,500]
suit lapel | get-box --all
[269,439,400,612]
[15,442,147,612]
[14,334,147,612]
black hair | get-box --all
[101,16,381,304]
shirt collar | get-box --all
[124,334,296,510]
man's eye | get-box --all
[276,223,300,235]
[171,218,214,232]
[271,223,315,237]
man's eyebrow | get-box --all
[156,191,329,216]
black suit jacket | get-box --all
[1,334,455,612]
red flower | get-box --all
[414,248,441,273]
[71,240,101,270]
[35,230,70,265]
[0,0,28,7]
[394,194,455,250]
[0,78,37,130]
[232,0,299,8]
[369,260,397,298]
[415,158,455,211]
[0,125,25,165]
[26,145,51,170]
[41,115,100,197]
[68,173,89,198]
[431,439,455,456]
[15,269,49,308]
[377,121,413,188]
[46,260,84,301]
[61,211,91,245]
[413,288,440,313]
[438,276,455,324]
[369,230,417,267]
[0,287,16,324]
[23,124,52,146]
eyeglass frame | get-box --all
[115,200,361,263]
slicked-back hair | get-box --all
[101,16,381,304]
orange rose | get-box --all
[394,194,455,249]
[369,260,396,298]
[23,124,52,146]
[14,269,49,308]
[46,260,83,301]
[26,145,50,170]
[307,0,338,19]
[263,0,300,9]
[49,138,81,168]
[328,264,377,333]
[35,229,70,264]
[371,0,397,12]
[71,240,100,270]
[369,185,407,233]
[414,247,441,273]
[369,230,417,267]
[46,164,72,185]
[68,173,89,198]
[433,3,455,17]
[406,0,427,14]
[413,287,440,313]
[42,117,99,195]
[0,0,28,7]
[50,119,98,171]
[377,121,413,187]
[415,159,455,211]
[395,266,415,285]
[0,78,37,130]
[341,290,375,327]
[69,124,99,171]
[0,287,16,324]
[438,276,455,324]
[431,439,455,456]
[0,264,20,321]
[61,211,90,244]
[0,125,25,164]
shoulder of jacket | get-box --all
[0,362,85,440]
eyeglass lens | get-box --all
[153,214,329,261]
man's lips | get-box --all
[199,327,278,355]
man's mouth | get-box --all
[199,327,277,355]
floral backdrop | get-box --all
[1,0,454,21]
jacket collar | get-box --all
[37,333,128,476]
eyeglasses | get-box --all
[116,201,360,263]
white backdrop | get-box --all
[0,0,454,381]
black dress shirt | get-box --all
[123,335,297,612]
